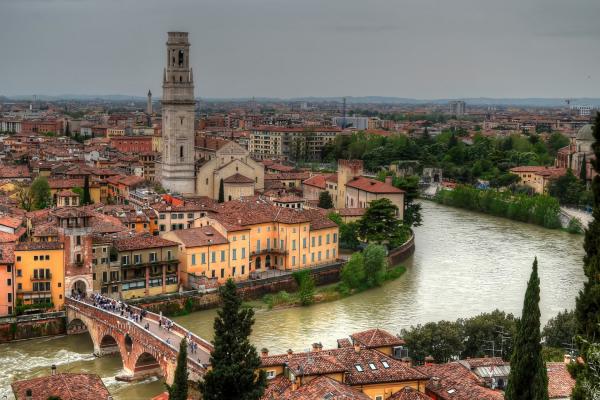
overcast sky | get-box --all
[0,0,598,99]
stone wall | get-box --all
[0,312,66,343]
[129,262,345,317]
[387,231,415,267]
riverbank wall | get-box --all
[0,312,66,343]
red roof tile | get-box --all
[11,373,111,400]
[547,362,575,399]
[223,173,255,184]
[168,226,228,247]
[346,177,404,194]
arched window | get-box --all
[179,49,184,67]
[179,75,182,82]
[180,146,184,159]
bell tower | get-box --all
[160,31,196,195]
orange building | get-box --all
[0,243,15,316]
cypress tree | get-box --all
[505,258,549,400]
[571,113,600,399]
[318,190,334,209]
[579,154,587,182]
[199,279,266,400]
[218,178,225,203]
[82,175,91,205]
[166,338,189,400]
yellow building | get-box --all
[510,166,567,194]
[14,242,65,311]
[163,225,231,285]
[192,199,340,282]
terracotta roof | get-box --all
[48,178,83,190]
[346,177,404,194]
[267,163,295,172]
[262,375,293,400]
[262,346,427,386]
[223,173,255,184]
[459,357,507,369]
[509,166,567,178]
[151,197,217,213]
[15,241,64,251]
[389,386,431,400]
[0,215,23,229]
[338,208,367,217]
[302,174,328,189]
[351,328,405,349]
[0,242,15,263]
[11,373,111,400]
[273,195,304,203]
[337,338,353,348]
[547,362,575,399]
[415,362,483,386]
[0,165,31,179]
[423,376,503,400]
[57,189,78,197]
[265,172,310,181]
[168,226,228,247]
[253,126,341,133]
[113,233,178,252]
[286,376,370,400]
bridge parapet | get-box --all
[65,297,209,384]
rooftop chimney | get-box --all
[51,364,57,375]
[431,376,441,389]
[424,355,435,366]
[385,175,393,185]
[353,341,361,353]
[401,357,412,367]
[287,348,293,360]
[261,348,269,357]
[311,342,322,352]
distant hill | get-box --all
[2,94,600,107]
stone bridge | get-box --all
[65,297,213,384]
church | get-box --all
[159,32,264,200]
[556,124,597,184]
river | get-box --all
[0,201,586,399]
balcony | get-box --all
[30,273,52,281]
[251,248,288,256]
[17,288,51,294]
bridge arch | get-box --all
[99,333,120,356]
[133,351,165,379]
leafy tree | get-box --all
[548,169,586,205]
[571,113,600,399]
[199,280,266,400]
[461,309,517,360]
[505,258,549,400]
[166,338,189,400]
[401,320,464,363]
[579,154,587,182]
[340,252,365,290]
[218,178,225,203]
[542,309,575,349]
[358,198,403,245]
[82,175,92,204]
[318,190,334,209]
[16,183,33,211]
[30,176,51,210]
[340,221,361,250]
[392,175,422,227]
[293,270,315,306]
[362,244,387,287]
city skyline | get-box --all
[1,0,599,99]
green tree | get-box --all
[293,270,315,306]
[571,113,600,399]
[401,320,464,363]
[505,258,549,400]
[199,279,266,400]
[30,176,51,210]
[16,183,33,211]
[218,178,225,203]
[166,338,189,400]
[579,154,587,182]
[362,244,387,287]
[542,309,575,349]
[358,198,403,245]
[340,252,365,290]
[393,175,422,227]
[461,309,517,360]
[82,175,92,205]
[318,190,334,209]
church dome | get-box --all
[576,124,594,141]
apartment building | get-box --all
[249,126,341,161]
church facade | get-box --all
[556,124,597,184]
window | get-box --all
[355,364,364,372]
[292,240,296,250]
[187,213,194,219]
[333,233,338,243]
[211,251,216,263]
[149,252,157,262]
[16,256,21,262]
[326,250,329,259]
[232,249,237,260]
[326,234,330,244]
[232,267,236,276]
[211,270,215,278]
[311,253,315,263]
[381,360,390,369]
[266,238,270,250]
[375,396,383,400]
[256,240,261,252]
[266,370,276,379]
[318,235,322,246]
[121,255,129,265]
[76,236,81,246]
[191,254,196,265]
[167,250,172,260]
[220,268,224,278]
[102,271,108,283]
[318,251,322,261]
[201,253,206,264]
[241,248,246,259]
[368,363,377,370]
[134,254,142,264]
[303,238,307,249]
[292,256,295,266]
[6,278,11,286]
[45,255,50,260]
[34,256,38,261]
[311,237,315,247]
[221,250,225,261]
[160,224,166,232]
[241,265,245,274]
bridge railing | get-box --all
[65,297,210,372]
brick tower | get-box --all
[160,32,196,195]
